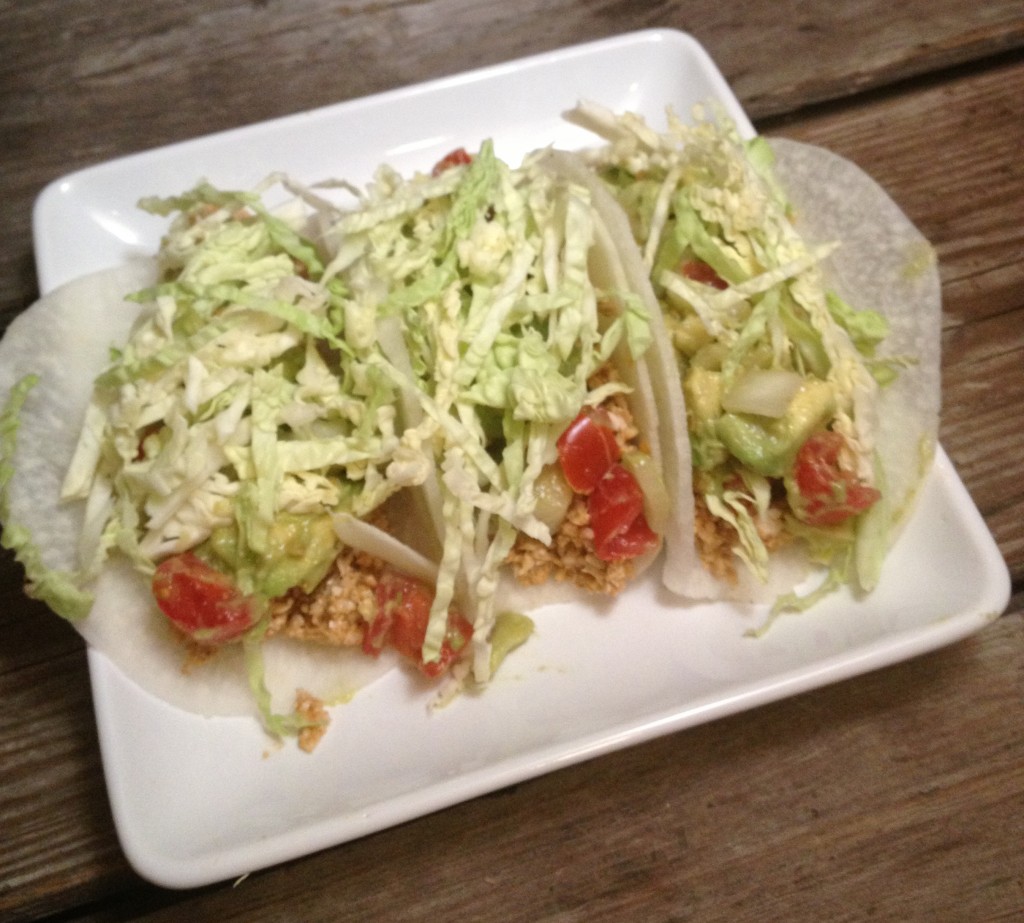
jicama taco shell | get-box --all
[533,149,691,601]
[484,199,670,614]
[0,264,394,720]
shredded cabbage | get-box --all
[64,179,426,591]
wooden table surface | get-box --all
[2,3,1022,921]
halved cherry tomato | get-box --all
[588,464,660,561]
[679,258,728,290]
[431,147,473,176]
[791,431,881,526]
[152,553,255,644]
[556,411,621,494]
[364,570,473,678]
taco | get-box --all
[323,140,677,684]
[559,102,941,616]
[0,177,483,749]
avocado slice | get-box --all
[716,378,836,477]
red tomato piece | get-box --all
[792,431,882,526]
[557,411,622,494]
[431,147,473,176]
[367,570,473,678]
[152,553,255,644]
[679,258,728,290]
[588,464,660,561]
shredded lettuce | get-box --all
[65,179,426,591]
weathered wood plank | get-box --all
[0,651,135,922]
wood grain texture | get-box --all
[0,654,132,922]
[0,2,1022,921]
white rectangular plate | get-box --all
[33,29,1010,889]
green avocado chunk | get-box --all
[683,366,723,426]
[207,512,339,599]
[489,611,535,674]
[716,378,836,477]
